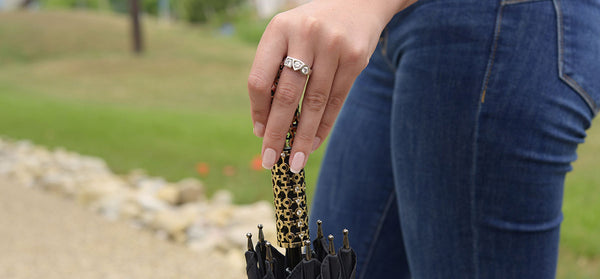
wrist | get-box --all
[375,0,418,24]
[338,0,417,30]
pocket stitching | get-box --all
[502,0,549,6]
[553,0,599,116]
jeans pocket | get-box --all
[554,0,600,116]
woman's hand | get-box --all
[248,0,416,173]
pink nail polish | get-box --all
[311,137,321,152]
[290,152,305,173]
[262,148,276,169]
[253,122,265,138]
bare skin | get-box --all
[248,0,418,173]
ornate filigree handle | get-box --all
[269,64,310,249]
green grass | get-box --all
[0,10,324,204]
[0,10,599,277]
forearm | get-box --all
[328,0,418,28]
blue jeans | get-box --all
[309,0,600,278]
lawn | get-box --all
[0,10,598,277]
[0,10,325,204]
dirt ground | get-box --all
[0,177,244,279]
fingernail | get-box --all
[262,148,276,169]
[290,152,305,173]
[311,137,321,153]
[253,122,265,138]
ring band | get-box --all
[284,56,311,76]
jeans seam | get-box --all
[471,2,507,278]
[359,191,396,279]
[553,0,599,116]
[479,4,504,103]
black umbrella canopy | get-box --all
[312,220,330,262]
[265,242,287,279]
[338,230,357,278]
[245,233,262,279]
[320,235,343,279]
[287,241,321,279]
[245,222,357,279]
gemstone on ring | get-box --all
[292,60,304,71]
[300,65,310,75]
[284,57,293,68]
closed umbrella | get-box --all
[321,235,342,279]
[245,233,261,279]
[338,230,357,279]
[287,241,322,279]
[246,222,356,279]
[244,63,357,279]
[312,220,329,262]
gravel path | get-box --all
[0,177,244,279]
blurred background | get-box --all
[0,0,598,277]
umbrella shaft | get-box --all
[285,247,302,269]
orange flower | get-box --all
[251,155,263,171]
[196,162,210,177]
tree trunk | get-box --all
[130,0,143,54]
[20,0,34,8]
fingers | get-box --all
[248,22,288,138]
[288,51,339,173]
[260,38,314,169]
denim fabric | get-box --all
[309,0,600,278]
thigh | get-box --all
[388,0,596,278]
[309,40,410,278]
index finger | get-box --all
[247,26,288,137]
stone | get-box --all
[94,195,125,221]
[301,65,310,75]
[188,229,229,253]
[120,200,142,219]
[211,190,233,206]
[155,184,179,205]
[75,178,124,206]
[136,177,167,194]
[176,178,204,204]
[186,220,209,242]
[152,207,198,240]
[229,201,274,226]
[37,170,74,195]
[136,193,170,212]
[0,138,282,262]
[293,60,303,71]
[124,169,148,187]
[205,205,234,227]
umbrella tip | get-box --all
[265,241,274,272]
[304,240,312,261]
[328,234,336,255]
[317,220,323,239]
[343,229,350,250]
[246,232,254,251]
[257,224,265,243]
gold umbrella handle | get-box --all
[269,64,310,249]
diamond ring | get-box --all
[283,56,311,76]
